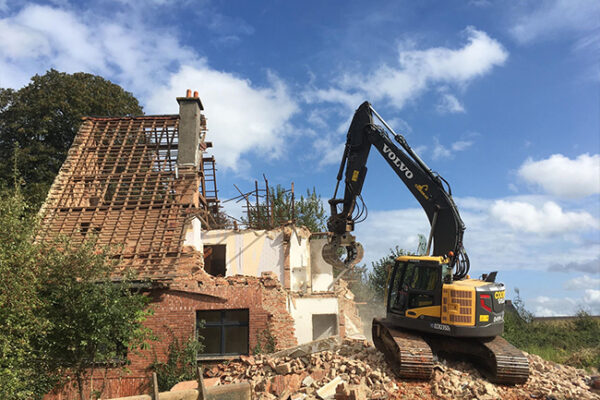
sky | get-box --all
[0,0,599,316]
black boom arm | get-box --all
[326,102,469,278]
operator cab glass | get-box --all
[388,258,444,315]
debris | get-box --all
[197,338,600,400]
[316,376,345,400]
[271,336,342,359]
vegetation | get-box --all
[243,185,327,232]
[344,246,408,305]
[252,329,277,355]
[0,70,143,206]
[503,291,600,372]
[351,249,600,373]
[0,185,53,399]
[150,334,204,392]
[0,186,152,400]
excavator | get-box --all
[322,102,529,384]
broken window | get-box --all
[197,309,249,356]
[312,314,338,341]
[203,244,226,277]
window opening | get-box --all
[204,244,226,277]
[197,309,249,356]
[312,314,338,340]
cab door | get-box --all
[388,261,442,317]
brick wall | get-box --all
[44,275,296,400]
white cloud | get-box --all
[306,27,508,111]
[564,275,600,290]
[510,0,600,44]
[490,200,598,234]
[432,137,474,160]
[527,295,577,316]
[437,93,465,114]
[550,257,600,274]
[0,4,299,172]
[517,153,600,198]
[451,140,473,152]
[355,208,430,266]
[353,195,599,281]
[0,4,195,91]
[146,65,298,171]
[303,88,363,110]
[525,291,600,316]
[312,137,346,168]
[584,289,600,310]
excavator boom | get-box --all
[324,102,468,278]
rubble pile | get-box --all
[430,354,598,400]
[201,338,599,400]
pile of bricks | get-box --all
[200,338,600,400]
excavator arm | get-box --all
[323,102,470,279]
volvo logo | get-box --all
[382,144,414,179]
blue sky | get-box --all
[1,0,599,315]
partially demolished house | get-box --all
[39,91,361,399]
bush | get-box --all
[503,301,600,371]
[151,334,204,392]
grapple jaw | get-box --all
[321,233,364,269]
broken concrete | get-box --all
[271,336,342,359]
[200,338,600,400]
[316,376,345,399]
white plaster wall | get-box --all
[288,297,339,344]
[289,229,311,292]
[202,229,285,281]
[183,217,203,252]
[310,237,334,292]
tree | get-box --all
[243,185,327,232]
[343,246,408,305]
[0,185,152,400]
[37,237,152,400]
[0,70,143,206]
[0,187,54,399]
[366,246,408,302]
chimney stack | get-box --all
[176,89,204,168]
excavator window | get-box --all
[389,262,440,314]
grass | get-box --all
[502,310,600,372]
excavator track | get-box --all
[372,318,434,380]
[427,334,529,385]
[373,318,529,385]
[479,335,530,384]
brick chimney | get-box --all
[176,89,204,168]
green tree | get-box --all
[244,185,327,232]
[0,70,143,206]
[365,246,407,303]
[37,237,152,400]
[0,185,152,400]
[0,187,54,399]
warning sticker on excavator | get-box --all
[479,315,489,322]
[352,170,360,181]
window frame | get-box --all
[196,309,249,357]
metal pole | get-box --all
[255,180,260,226]
[425,210,438,256]
[291,182,295,222]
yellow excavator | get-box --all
[322,102,529,384]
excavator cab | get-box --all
[388,256,447,319]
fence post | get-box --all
[152,372,159,400]
[197,366,206,400]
